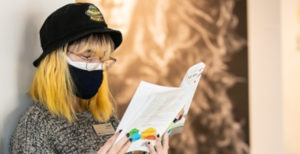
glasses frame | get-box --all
[67,52,117,71]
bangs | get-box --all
[69,34,115,59]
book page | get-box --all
[114,62,205,152]
[169,62,206,133]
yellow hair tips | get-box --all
[29,47,75,121]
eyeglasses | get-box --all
[67,52,117,71]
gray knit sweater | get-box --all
[10,103,119,154]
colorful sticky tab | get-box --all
[168,129,172,135]
[141,128,157,140]
[131,133,142,142]
[128,128,141,142]
[129,128,139,136]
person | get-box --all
[10,2,169,154]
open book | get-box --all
[114,62,205,152]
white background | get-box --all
[248,0,300,153]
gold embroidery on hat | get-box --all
[85,5,104,22]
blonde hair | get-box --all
[29,34,115,122]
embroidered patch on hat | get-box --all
[85,5,104,22]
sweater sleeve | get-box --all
[10,105,56,154]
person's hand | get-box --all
[97,130,132,154]
[147,132,169,154]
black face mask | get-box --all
[68,64,103,99]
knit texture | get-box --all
[10,103,119,154]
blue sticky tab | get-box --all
[131,133,142,142]
[168,129,172,135]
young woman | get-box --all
[10,2,169,154]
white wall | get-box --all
[248,0,284,153]
[0,1,72,154]
[249,0,300,153]
[281,0,300,153]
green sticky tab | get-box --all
[129,128,139,136]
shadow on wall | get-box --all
[1,14,41,154]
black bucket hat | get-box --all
[33,2,122,67]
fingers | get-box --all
[162,132,169,153]
[147,141,156,154]
[117,139,132,154]
[108,133,130,154]
[97,130,122,154]
[154,134,163,152]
